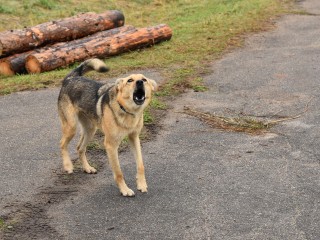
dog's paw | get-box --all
[120,187,135,197]
[137,179,148,193]
[63,163,74,174]
[83,166,97,174]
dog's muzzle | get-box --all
[133,80,146,105]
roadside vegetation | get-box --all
[0,0,295,133]
[0,0,294,95]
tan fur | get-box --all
[58,64,157,197]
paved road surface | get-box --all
[0,0,319,239]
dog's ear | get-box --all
[148,79,158,92]
[115,78,125,92]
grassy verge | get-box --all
[0,0,294,96]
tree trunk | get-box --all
[25,24,172,74]
[0,10,124,57]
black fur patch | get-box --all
[59,77,103,118]
[100,87,112,116]
[98,66,109,73]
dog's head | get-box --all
[115,74,157,111]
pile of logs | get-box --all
[0,10,172,75]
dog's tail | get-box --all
[66,58,109,78]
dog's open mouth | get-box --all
[133,88,145,105]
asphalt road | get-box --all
[1,0,319,239]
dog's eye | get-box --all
[127,78,133,83]
[142,78,147,82]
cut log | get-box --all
[25,25,136,74]
[0,43,64,75]
[0,26,133,76]
[25,24,172,74]
[0,10,124,57]
[108,24,173,55]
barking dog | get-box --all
[57,59,157,196]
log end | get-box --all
[0,61,15,76]
[112,10,125,27]
[25,56,41,74]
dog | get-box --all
[57,58,157,196]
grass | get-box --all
[0,217,14,232]
[0,0,294,96]
[0,0,296,136]
[87,140,104,151]
[0,218,5,229]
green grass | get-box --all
[150,97,167,110]
[0,217,14,231]
[0,0,294,95]
[87,140,104,151]
[0,5,14,14]
[143,108,154,124]
[0,218,5,229]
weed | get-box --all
[151,97,167,110]
[183,107,273,135]
[144,108,154,124]
[87,141,104,151]
[0,5,14,14]
[190,77,208,92]
[35,0,57,10]
[0,218,5,229]
[0,217,15,232]
[192,85,208,92]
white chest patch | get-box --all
[96,94,104,118]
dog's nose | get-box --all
[136,80,144,87]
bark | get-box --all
[108,24,173,55]
[25,25,135,74]
[25,24,172,74]
[0,26,133,75]
[0,10,124,57]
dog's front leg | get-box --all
[129,133,148,193]
[104,140,135,197]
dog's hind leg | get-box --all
[59,107,77,174]
[78,114,97,174]
[128,132,148,193]
[76,129,84,152]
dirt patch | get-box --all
[183,106,273,135]
[0,154,105,239]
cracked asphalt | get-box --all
[0,0,319,239]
